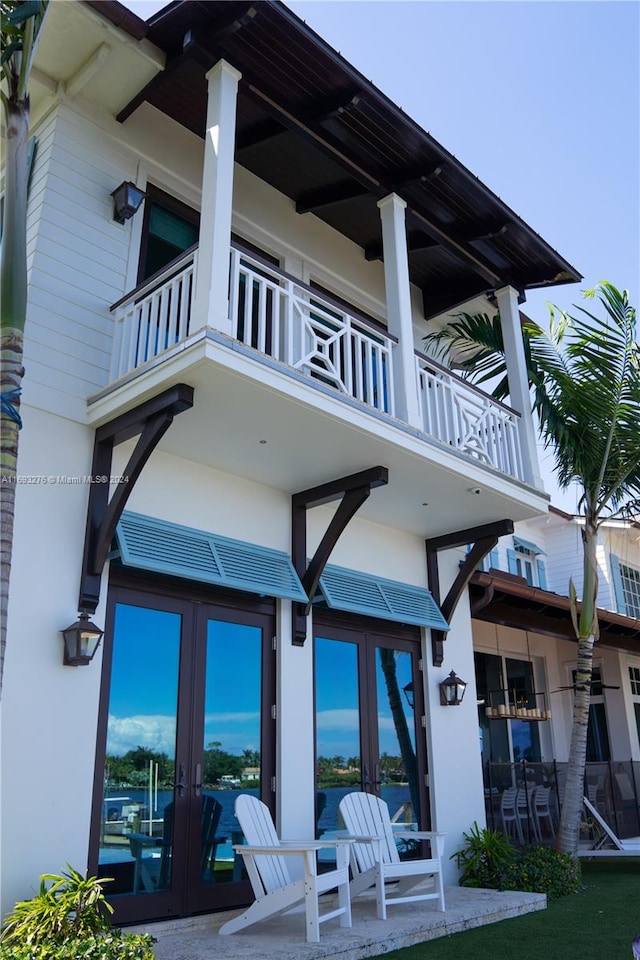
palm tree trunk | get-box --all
[556,520,599,854]
[0,98,29,697]
[378,648,419,819]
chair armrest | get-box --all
[234,842,333,855]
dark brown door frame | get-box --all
[313,612,429,830]
[89,572,276,924]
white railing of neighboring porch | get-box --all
[228,247,394,415]
[416,352,524,480]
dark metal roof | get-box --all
[90,0,582,319]
[470,569,640,654]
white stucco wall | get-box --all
[2,407,105,914]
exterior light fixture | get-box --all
[439,670,467,706]
[111,181,146,224]
[402,681,414,709]
[61,613,103,666]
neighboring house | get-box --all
[470,507,640,836]
[2,0,585,925]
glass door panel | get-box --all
[97,604,181,897]
[198,619,264,889]
[313,621,427,861]
[375,647,419,823]
[315,636,362,840]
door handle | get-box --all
[363,763,371,789]
[194,763,202,798]
[174,762,186,798]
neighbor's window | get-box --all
[619,563,640,619]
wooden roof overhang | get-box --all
[91,0,582,320]
[470,569,640,655]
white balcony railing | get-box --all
[110,246,197,380]
[110,246,524,481]
[229,247,394,415]
[416,354,524,480]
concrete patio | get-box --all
[131,884,546,960]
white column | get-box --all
[192,59,241,335]
[276,602,315,879]
[495,285,544,489]
[422,548,485,884]
[377,194,422,427]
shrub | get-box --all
[0,931,155,960]
[0,867,155,960]
[452,821,518,890]
[505,845,582,899]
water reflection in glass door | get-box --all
[93,586,274,924]
[314,620,427,851]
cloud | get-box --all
[107,714,176,756]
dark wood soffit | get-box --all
[469,571,640,653]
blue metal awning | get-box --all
[317,563,449,630]
[513,535,545,555]
[114,511,307,602]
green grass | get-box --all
[383,860,640,960]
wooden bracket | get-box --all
[425,519,514,666]
[291,466,388,645]
[78,385,194,613]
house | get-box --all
[471,508,640,839]
[2,0,586,926]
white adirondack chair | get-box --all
[578,796,640,857]
[338,792,446,920]
[218,795,352,943]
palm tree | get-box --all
[0,1,49,697]
[425,282,639,854]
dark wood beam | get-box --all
[425,519,514,665]
[422,277,491,320]
[303,89,363,124]
[388,162,445,192]
[79,385,194,613]
[296,179,369,214]
[365,231,439,262]
[236,117,287,152]
[291,466,389,644]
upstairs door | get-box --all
[313,615,428,843]
[90,581,275,924]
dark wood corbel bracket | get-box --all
[291,466,389,645]
[425,518,514,666]
[78,384,194,613]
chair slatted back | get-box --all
[235,794,292,894]
[339,792,400,874]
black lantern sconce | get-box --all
[61,612,103,666]
[439,670,467,706]
[111,181,146,224]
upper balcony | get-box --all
[107,241,524,483]
[85,236,545,539]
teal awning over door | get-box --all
[317,563,450,630]
[114,511,307,602]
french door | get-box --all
[313,615,428,844]
[90,578,275,924]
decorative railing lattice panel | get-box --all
[417,358,524,480]
[229,248,394,415]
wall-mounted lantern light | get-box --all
[439,670,467,706]
[61,613,103,666]
[111,181,146,224]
